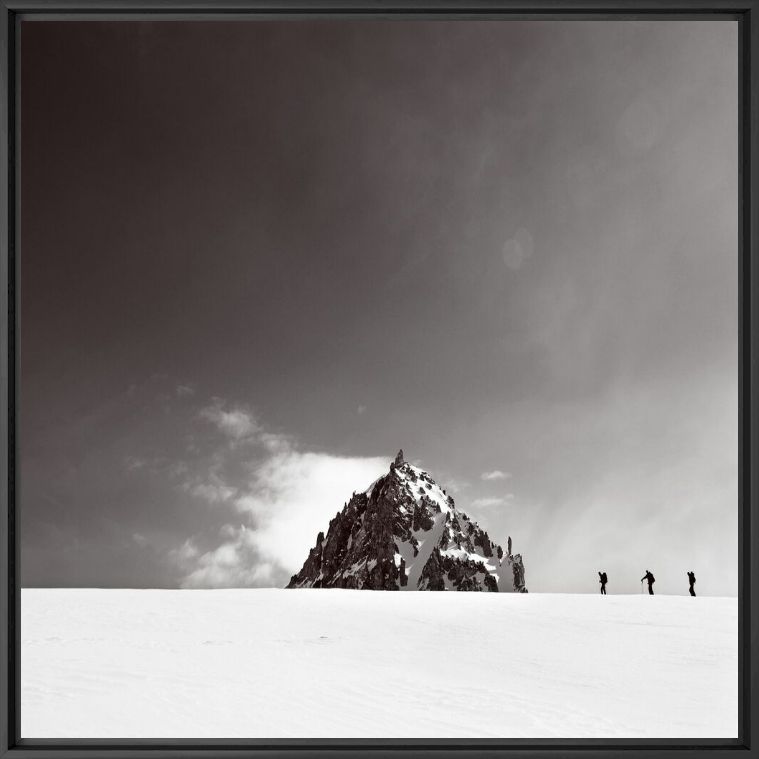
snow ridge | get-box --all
[287,450,527,592]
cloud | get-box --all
[443,477,470,493]
[219,523,239,539]
[199,399,259,442]
[357,405,367,415]
[169,538,199,565]
[176,384,195,398]
[258,430,291,454]
[183,480,237,505]
[470,497,508,509]
[172,398,388,587]
[233,449,388,578]
[502,228,534,271]
[481,470,510,481]
[180,526,278,588]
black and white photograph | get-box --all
[18,16,738,740]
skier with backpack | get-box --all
[687,571,696,597]
[598,571,608,595]
[641,569,655,595]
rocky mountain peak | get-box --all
[287,452,527,593]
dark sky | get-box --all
[20,19,738,594]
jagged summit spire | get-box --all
[394,449,405,467]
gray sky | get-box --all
[20,19,738,595]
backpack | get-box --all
[649,574,655,583]
[601,572,608,583]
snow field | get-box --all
[22,588,737,738]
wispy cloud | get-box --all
[199,399,260,442]
[481,470,511,481]
[183,479,237,505]
[169,538,199,565]
[502,228,534,271]
[470,497,508,509]
[444,477,470,493]
[179,526,278,588]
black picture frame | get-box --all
[1,2,756,758]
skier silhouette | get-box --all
[598,571,608,595]
[687,571,696,597]
[641,570,655,595]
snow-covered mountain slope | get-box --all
[287,450,527,592]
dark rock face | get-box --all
[418,548,499,592]
[418,549,446,591]
[510,553,528,593]
[287,453,528,592]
